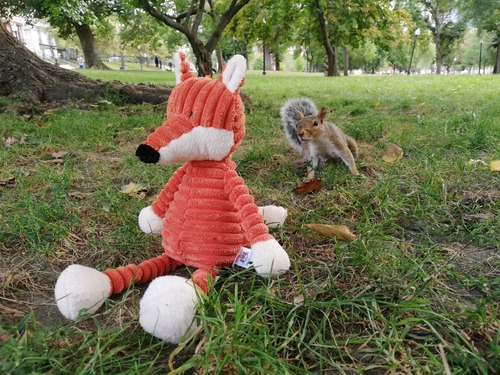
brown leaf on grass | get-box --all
[382,144,404,163]
[490,160,500,172]
[4,135,26,148]
[121,182,148,198]
[68,190,92,200]
[0,177,17,188]
[4,137,16,147]
[51,151,69,159]
[293,178,322,194]
[306,223,358,241]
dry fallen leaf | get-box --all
[52,151,69,159]
[0,177,17,188]
[293,178,322,194]
[4,135,27,147]
[382,144,404,163]
[490,160,500,172]
[4,137,16,147]
[68,190,92,200]
[121,182,148,196]
[306,223,358,241]
[121,182,138,194]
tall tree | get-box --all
[418,0,466,74]
[313,0,340,76]
[228,0,296,72]
[309,0,408,76]
[1,0,116,69]
[463,0,500,73]
[133,0,251,76]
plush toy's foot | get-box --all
[139,276,199,344]
[54,265,112,320]
[258,205,287,228]
[251,239,290,277]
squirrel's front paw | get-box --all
[138,206,164,234]
[251,239,290,277]
[258,205,287,228]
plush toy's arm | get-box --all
[225,170,272,244]
[225,170,290,276]
[139,165,187,234]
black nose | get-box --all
[136,144,160,163]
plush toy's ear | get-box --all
[222,55,246,93]
[173,53,182,85]
[173,52,195,85]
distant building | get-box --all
[3,16,59,60]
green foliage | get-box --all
[418,0,468,72]
[1,0,118,37]
[464,0,500,35]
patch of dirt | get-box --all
[442,242,499,302]
[0,253,59,325]
[443,242,499,278]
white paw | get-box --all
[258,205,287,228]
[54,265,111,320]
[251,239,290,277]
[138,206,164,234]
[139,276,199,344]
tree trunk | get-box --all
[189,39,213,76]
[0,21,171,104]
[324,45,340,76]
[315,0,339,77]
[435,34,442,74]
[343,46,349,76]
[73,23,109,70]
[431,5,442,75]
[494,40,500,74]
[216,49,224,73]
[264,45,273,71]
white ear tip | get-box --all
[173,53,182,85]
[222,55,247,93]
[230,54,246,66]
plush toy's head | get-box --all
[136,53,247,165]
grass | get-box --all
[1,68,499,374]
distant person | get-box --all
[77,56,84,69]
[154,55,159,68]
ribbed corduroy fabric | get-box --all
[150,160,272,270]
[139,54,269,273]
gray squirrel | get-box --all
[280,98,359,180]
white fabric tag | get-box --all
[233,247,253,268]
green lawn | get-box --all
[0,68,498,374]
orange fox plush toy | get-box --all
[54,53,290,344]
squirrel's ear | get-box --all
[298,111,304,119]
[319,107,328,122]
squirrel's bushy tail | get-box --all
[280,98,317,152]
